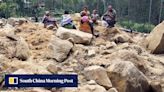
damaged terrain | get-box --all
[0,18,164,92]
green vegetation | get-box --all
[0,0,163,33]
[118,21,155,33]
[0,2,16,18]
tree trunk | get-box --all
[148,0,152,23]
[159,0,163,23]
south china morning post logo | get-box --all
[5,74,78,87]
[8,77,18,85]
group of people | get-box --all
[42,5,117,36]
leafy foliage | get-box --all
[0,0,162,33]
[118,21,155,33]
[0,1,16,18]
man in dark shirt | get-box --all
[42,11,58,28]
[102,5,117,27]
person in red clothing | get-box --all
[80,12,96,36]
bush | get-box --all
[118,20,155,33]
[0,2,16,18]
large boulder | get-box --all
[112,34,131,43]
[84,65,112,89]
[107,49,147,71]
[107,61,150,92]
[0,35,17,58]
[100,27,134,43]
[16,37,30,61]
[71,13,81,21]
[145,21,164,54]
[46,36,73,62]
[56,27,93,44]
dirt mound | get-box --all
[0,21,164,92]
[13,22,54,59]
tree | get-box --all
[148,0,152,23]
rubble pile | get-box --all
[0,19,164,92]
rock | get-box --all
[0,18,7,28]
[12,69,33,74]
[107,61,150,92]
[0,60,10,72]
[94,38,106,46]
[47,64,61,74]
[0,20,3,28]
[87,80,97,85]
[0,37,17,58]
[106,42,117,49]
[94,25,107,33]
[7,17,27,26]
[108,88,118,92]
[102,27,122,37]
[6,31,19,41]
[107,49,148,74]
[0,18,5,23]
[0,74,4,85]
[149,81,163,92]
[122,44,146,54]
[0,31,7,37]
[56,27,93,45]
[78,84,107,92]
[1,18,7,23]
[87,49,96,57]
[71,13,81,21]
[101,27,134,43]
[101,49,115,55]
[1,24,15,35]
[46,36,73,62]
[112,34,130,43]
[16,37,30,61]
[144,21,164,54]
[84,65,112,89]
